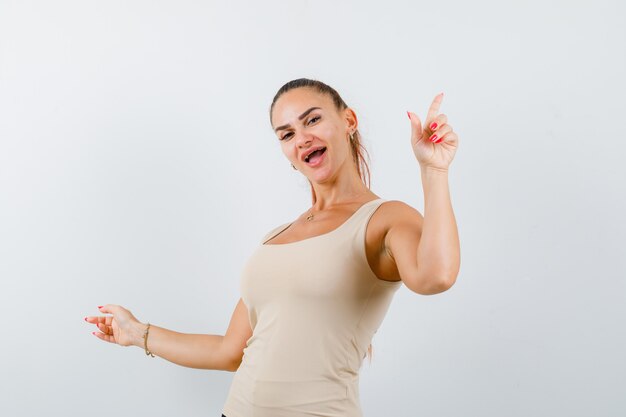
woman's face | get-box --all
[270,88,357,183]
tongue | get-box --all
[308,149,325,164]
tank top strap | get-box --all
[338,198,387,237]
[358,198,387,221]
[324,198,387,247]
[260,222,292,244]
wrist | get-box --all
[421,166,449,182]
[421,165,449,174]
[131,320,148,348]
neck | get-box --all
[309,163,372,211]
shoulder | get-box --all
[376,199,424,247]
[377,199,424,227]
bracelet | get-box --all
[143,322,155,357]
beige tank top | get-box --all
[222,198,402,417]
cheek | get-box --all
[281,145,297,161]
[320,125,343,149]
[318,123,337,137]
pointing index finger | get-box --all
[426,93,444,124]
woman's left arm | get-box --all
[388,93,460,294]
[416,166,460,290]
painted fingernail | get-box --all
[435,137,443,143]
[92,332,96,336]
[98,306,103,309]
[430,122,438,130]
[84,317,88,321]
[407,111,411,120]
[429,134,438,142]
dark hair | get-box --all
[269,78,372,205]
[269,78,375,365]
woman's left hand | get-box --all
[407,93,458,171]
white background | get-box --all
[1,1,624,416]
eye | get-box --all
[279,116,321,141]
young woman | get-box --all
[84,78,460,417]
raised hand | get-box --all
[84,304,143,347]
[407,93,459,171]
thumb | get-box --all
[407,111,423,142]
[98,304,123,316]
[99,304,137,323]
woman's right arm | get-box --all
[127,323,230,370]
[86,299,252,372]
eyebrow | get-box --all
[273,107,321,132]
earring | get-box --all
[349,132,355,141]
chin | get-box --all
[309,168,336,183]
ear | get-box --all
[343,107,358,132]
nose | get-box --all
[295,130,313,149]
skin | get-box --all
[85,87,461,372]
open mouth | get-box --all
[304,147,327,165]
